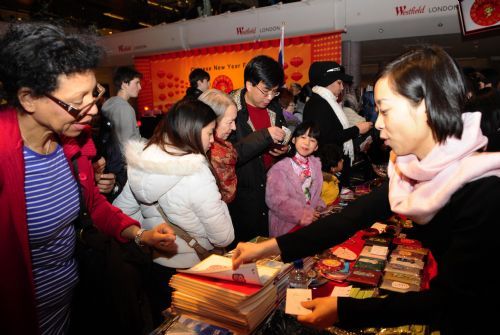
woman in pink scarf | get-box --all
[232,46,500,334]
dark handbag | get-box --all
[69,158,154,335]
[155,203,226,260]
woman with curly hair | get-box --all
[0,22,175,334]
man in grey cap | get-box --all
[303,61,372,186]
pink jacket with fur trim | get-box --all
[266,156,325,237]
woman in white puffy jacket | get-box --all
[113,99,234,325]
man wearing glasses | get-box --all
[229,55,288,246]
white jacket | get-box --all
[113,140,234,268]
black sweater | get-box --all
[277,177,500,334]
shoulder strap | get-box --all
[154,203,211,260]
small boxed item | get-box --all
[347,269,382,287]
[354,257,385,271]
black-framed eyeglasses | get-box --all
[254,85,280,98]
[44,83,106,120]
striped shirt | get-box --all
[24,144,80,334]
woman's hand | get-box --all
[297,296,339,329]
[143,223,177,252]
[232,239,281,270]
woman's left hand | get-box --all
[297,296,339,329]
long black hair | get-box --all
[146,99,216,157]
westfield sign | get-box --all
[395,5,426,16]
[236,27,256,35]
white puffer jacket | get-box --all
[113,140,234,268]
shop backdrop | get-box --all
[134,31,342,114]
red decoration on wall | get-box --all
[212,75,234,93]
[291,72,303,81]
[290,57,303,67]
[135,31,342,115]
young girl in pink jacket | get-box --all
[266,121,326,237]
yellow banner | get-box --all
[135,32,341,114]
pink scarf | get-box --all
[388,112,500,224]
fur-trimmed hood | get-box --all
[125,140,208,204]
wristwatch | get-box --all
[134,228,147,247]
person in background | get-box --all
[232,45,500,334]
[278,87,301,132]
[361,85,378,123]
[342,93,366,127]
[290,82,302,102]
[113,99,234,325]
[466,87,500,152]
[199,88,238,203]
[266,121,325,237]
[102,66,143,154]
[303,61,372,188]
[185,68,211,100]
[0,22,175,335]
[91,109,126,201]
[228,55,288,244]
[317,143,344,206]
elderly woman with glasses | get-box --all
[0,22,176,335]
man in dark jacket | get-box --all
[229,55,288,245]
[184,68,210,100]
[303,61,372,186]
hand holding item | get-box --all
[299,209,315,226]
[356,121,373,135]
[93,157,106,181]
[269,144,289,156]
[297,296,339,329]
[267,126,285,143]
[312,210,321,221]
[96,172,116,194]
[143,223,177,253]
[232,238,281,270]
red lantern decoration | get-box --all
[290,57,303,67]
[291,72,303,81]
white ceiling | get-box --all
[359,32,500,66]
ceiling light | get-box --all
[139,22,152,27]
[147,1,175,11]
[103,12,125,21]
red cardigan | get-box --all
[0,107,139,335]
